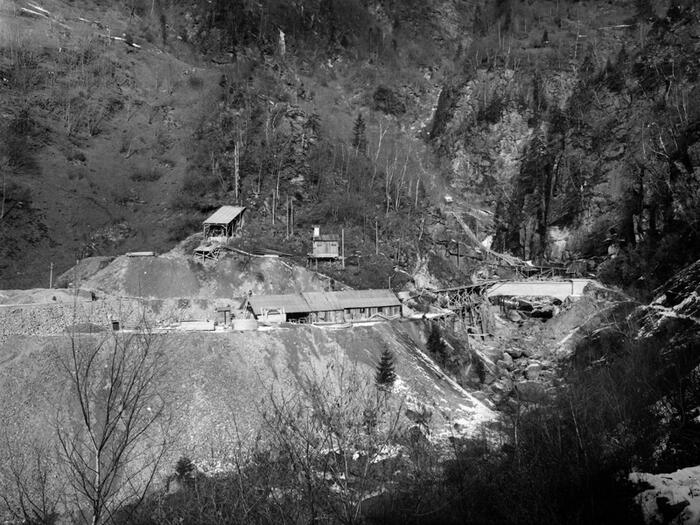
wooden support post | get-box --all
[49,262,54,288]
[375,218,379,255]
[234,140,240,202]
[341,228,345,269]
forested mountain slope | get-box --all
[4,0,697,298]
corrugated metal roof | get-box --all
[313,234,339,241]
[203,206,246,225]
[302,292,344,311]
[248,289,400,315]
[247,294,310,314]
[331,289,401,309]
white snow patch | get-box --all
[630,465,700,524]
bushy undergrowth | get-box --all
[128,321,697,524]
[4,317,699,524]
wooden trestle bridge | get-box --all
[429,278,593,336]
[431,281,499,337]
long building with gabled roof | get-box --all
[244,289,401,323]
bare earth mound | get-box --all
[81,250,330,299]
[0,320,494,469]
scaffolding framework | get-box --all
[433,282,495,336]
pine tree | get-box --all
[351,113,367,155]
[375,347,397,388]
[426,322,447,366]
[175,456,196,481]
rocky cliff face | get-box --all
[428,2,700,294]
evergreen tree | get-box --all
[426,323,447,366]
[375,347,397,388]
[351,113,367,155]
[175,456,196,481]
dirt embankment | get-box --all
[79,251,331,299]
[0,320,495,471]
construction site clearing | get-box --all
[0,255,595,342]
[0,222,599,339]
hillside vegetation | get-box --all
[4,0,697,298]
[2,0,700,523]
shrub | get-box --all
[475,92,505,125]
[167,215,203,242]
[426,322,447,366]
[372,86,406,116]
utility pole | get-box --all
[341,228,345,269]
[49,262,54,288]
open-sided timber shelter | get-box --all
[245,289,401,324]
[203,206,246,239]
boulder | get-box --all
[501,351,514,369]
[491,377,514,400]
[507,309,523,322]
[505,346,532,359]
[470,390,494,408]
[514,381,548,403]
[525,362,543,380]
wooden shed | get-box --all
[310,225,340,259]
[245,294,311,323]
[203,206,246,239]
[331,289,401,321]
[245,289,401,324]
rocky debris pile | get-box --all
[473,288,619,409]
[0,294,221,343]
[499,296,563,321]
[481,343,557,406]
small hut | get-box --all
[309,226,340,263]
[203,206,246,239]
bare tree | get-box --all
[0,436,62,525]
[56,327,170,525]
[261,364,405,525]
